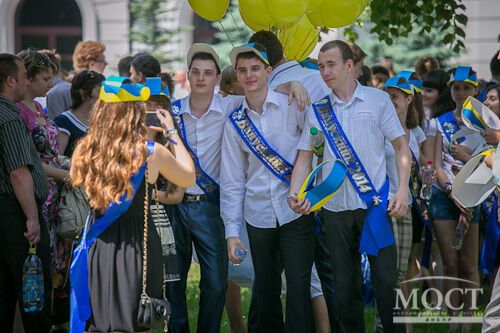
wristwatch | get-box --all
[444,183,453,195]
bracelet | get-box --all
[163,128,178,137]
[286,193,297,202]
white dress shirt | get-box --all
[297,82,405,212]
[385,126,426,204]
[268,61,331,104]
[174,94,243,195]
[221,89,305,238]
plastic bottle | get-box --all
[23,246,44,312]
[310,127,324,157]
[420,160,434,201]
[234,246,247,264]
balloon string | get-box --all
[298,29,320,61]
[219,21,234,47]
[229,8,247,35]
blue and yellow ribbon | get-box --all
[297,160,346,212]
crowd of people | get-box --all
[0,30,499,333]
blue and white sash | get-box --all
[70,142,155,333]
[437,111,465,152]
[229,105,294,186]
[312,96,395,256]
[480,192,500,275]
[172,100,220,200]
[409,151,433,268]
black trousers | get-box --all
[0,197,52,333]
[313,216,337,328]
[246,215,315,333]
[320,208,404,333]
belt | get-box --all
[183,193,209,202]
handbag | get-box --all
[56,183,90,239]
[137,164,170,330]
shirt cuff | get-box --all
[224,222,241,239]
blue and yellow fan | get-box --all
[99,76,150,103]
[461,96,500,133]
[297,160,346,212]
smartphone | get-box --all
[146,111,161,128]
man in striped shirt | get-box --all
[0,53,51,333]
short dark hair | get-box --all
[319,40,354,63]
[18,50,56,80]
[131,53,161,79]
[490,51,500,78]
[349,43,367,64]
[0,53,21,92]
[371,65,390,77]
[70,70,105,109]
[235,43,269,68]
[248,30,283,67]
[118,56,133,77]
[358,65,372,86]
[189,52,221,74]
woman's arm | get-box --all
[57,132,69,157]
[434,131,449,188]
[42,163,69,182]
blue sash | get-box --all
[480,192,500,275]
[70,142,155,333]
[172,100,220,200]
[229,105,294,186]
[312,96,395,256]
[437,111,464,152]
[409,151,433,268]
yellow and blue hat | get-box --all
[449,66,478,87]
[99,76,150,103]
[384,77,414,95]
[397,70,423,93]
[144,77,170,99]
[229,43,270,67]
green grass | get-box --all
[182,262,484,333]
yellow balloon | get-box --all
[309,0,367,28]
[306,0,323,12]
[239,0,274,27]
[278,16,319,62]
[188,0,229,21]
[306,8,324,27]
[239,7,268,32]
[266,0,306,26]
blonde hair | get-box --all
[72,40,106,71]
[70,99,147,211]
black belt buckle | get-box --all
[183,194,207,202]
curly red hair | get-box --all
[70,99,148,212]
[72,40,106,71]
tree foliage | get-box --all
[363,0,467,53]
[129,0,180,66]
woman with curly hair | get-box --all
[70,77,195,332]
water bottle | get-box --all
[450,222,466,250]
[310,127,324,157]
[234,246,247,264]
[420,160,434,201]
[23,246,44,312]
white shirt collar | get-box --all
[242,88,280,114]
[179,94,224,117]
[330,81,365,107]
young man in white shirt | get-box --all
[289,40,411,333]
[221,43,315,333]
[168,43,309,333]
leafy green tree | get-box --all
[129,0,180,67]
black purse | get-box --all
[137,164,170,330]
